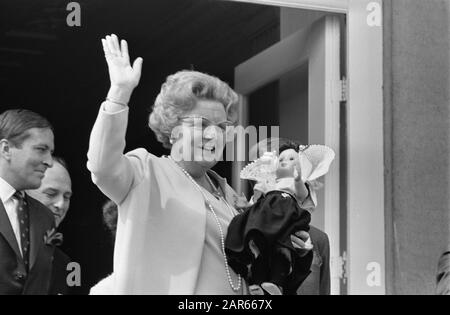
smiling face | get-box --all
[6,127,54,191]
[27,161,72,227]
[172,99,228,169]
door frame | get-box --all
[230,0,348,13]
[226,0,385,295]
[234,15,341,294]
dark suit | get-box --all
[297,226,331,295]
[49,247,72,295]
[0,194,55,295]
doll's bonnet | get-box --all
[241,138,335,184]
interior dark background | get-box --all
[0,0,281,293]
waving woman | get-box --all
[87,34,311,294]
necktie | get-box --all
[14,192,30,271]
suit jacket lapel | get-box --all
[27,195,48,269]
[0,199,23,259]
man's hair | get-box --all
[0,109,53,147]
[52,156,69,172]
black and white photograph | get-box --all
[0,0,449,297]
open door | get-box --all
[233,15,342,294]
[228,0,384,295]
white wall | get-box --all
[279,8,327,229]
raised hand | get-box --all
[102,34,143,102]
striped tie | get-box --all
[14,192,30,271]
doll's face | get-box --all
[279,149,299,169]
[276,149,299,179]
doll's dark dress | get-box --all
[225,190,313,294]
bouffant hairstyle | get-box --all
[148,70,239,149]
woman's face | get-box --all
[171,99,229,169]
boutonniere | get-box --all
[44,228,64,246]
[233,193,250,212]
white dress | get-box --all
[87,104,246,294]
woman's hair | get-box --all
[437,251,450,295]
[148,70,239,148]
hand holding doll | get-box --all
[225,140,334,295]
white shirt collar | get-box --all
[0,176,16,204]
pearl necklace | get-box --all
[205,175,238,218]
[168,156,242,292]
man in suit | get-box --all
[27,156,73,295]
[27,157,72,228]
[297,225,330,295]
[436,250,450,295]
[0,109,55,295]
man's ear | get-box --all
[0,139,13,161]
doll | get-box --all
[225,140,334,295]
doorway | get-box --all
[227,0,385,295]
[233,13,343,294]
